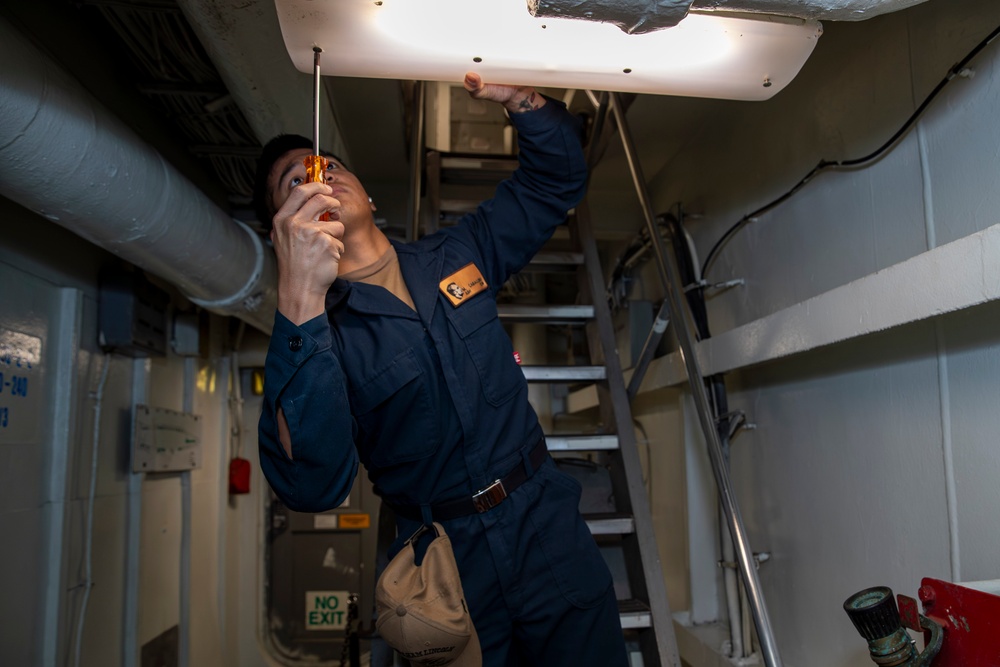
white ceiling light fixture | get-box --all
[275,0,823,101]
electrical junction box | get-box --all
[132,405,202,472]
[98,268,169,358]
[171,311,203,357]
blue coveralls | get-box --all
[259,99,628,666]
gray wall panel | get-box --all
[728,324,953,667]
[941,303,1000,582]
[0,509,45,667]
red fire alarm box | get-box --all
[229,458,251,495]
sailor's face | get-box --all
[267,148,374,222]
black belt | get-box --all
[390,437,548,522]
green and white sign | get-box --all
[305,590,350,630]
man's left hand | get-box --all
[464,72,546,115]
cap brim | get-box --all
[447,621,481,667]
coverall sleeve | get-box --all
[452,98,589,291]
[258,311,359,513]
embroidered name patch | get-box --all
[439,263,488,307]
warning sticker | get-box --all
[338,513,371,529]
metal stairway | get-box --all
[517,207,680,661]
[409,92,681,666]
[495,227,679,665]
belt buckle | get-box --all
[472,479,507,513]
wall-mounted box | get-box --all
[99,268,169,358]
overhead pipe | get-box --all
[0,17,276,333]
[689,0,928,21]
[527,0,694,34]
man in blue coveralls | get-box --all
[255,73,628,666]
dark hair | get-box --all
[252,133,347,230]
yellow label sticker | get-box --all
[439,263,488,307]
[338,513,371,530]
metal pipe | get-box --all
[585,91,609,170]
[408,81,426,242]
[124,359,150,667]
[179,358,196,667]
[42,291,82,667]
[0,16,276,333]
[710,377,745,660]
[626,300,670,401]
[720,515,744,659]
[741,574,754,657]
[608,92,783,667]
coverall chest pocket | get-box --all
[349,348,440,467]
[446,294,522,406]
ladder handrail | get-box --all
[603,91,785,667]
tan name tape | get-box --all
[439,263,488,306]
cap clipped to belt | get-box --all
[375,523,482,666]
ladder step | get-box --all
[544,435,619,452]
[524,251,585,272]
[585,513,635,535]
[618,599,653,629]
[438,158,517,187]
[440,155,518,173]
[439,198,479,214]
[521,366,606,382]
[498,304,593,323]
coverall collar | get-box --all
[324,235,446,324]
[394,236,445,326]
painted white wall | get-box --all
[0,258,66,667]
[598,0,1000,665]
[0,194,240,666]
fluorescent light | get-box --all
[275,0,822,100]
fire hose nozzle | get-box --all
[844,586,943,667]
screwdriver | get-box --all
[305,46,330,222]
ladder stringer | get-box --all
[574,198,681,667]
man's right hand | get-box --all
[270,181,344,325]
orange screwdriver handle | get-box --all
[304,154,330,221]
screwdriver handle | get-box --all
[304,154,331,222]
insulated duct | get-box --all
[526,0,927,28]
[526,0,695,34]
[0,17,276,333]
[689,0,928,21]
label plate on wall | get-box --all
[132,405,202,472]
